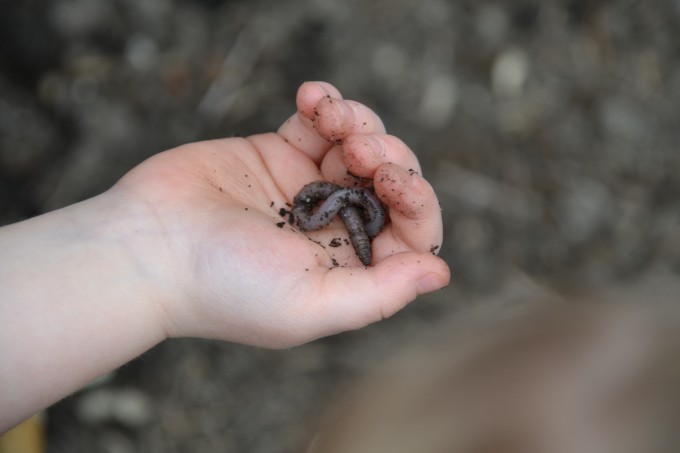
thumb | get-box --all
[314,252,450,334]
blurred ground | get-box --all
[2,0,680,452]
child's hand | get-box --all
[114,81,450,347]
[0,81,450,428]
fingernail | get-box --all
[416,273,446,294]
[335,99,354,121]
[365,136,385,158]
[314,82,332,97]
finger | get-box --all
[374,163,443,255]
[319,145,364,187]
[320,133,423,184]
[247,133,323,202]
[278,82,386,165]
[296,81,343,119]
[310,252,450,334]
[344,134,422,178]
[312,97,386,144]
[278,82,342,163]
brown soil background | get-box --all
[2,1,680,451]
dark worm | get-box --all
[290,181,386,266]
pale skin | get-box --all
[0,81,450,432]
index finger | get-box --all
[277,82,386,164]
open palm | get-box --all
[114,82,449,348]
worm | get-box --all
[290,181,386,266]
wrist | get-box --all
[82,187,180,340]
[0,189,172,427]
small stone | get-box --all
[76,387,153,427]
[492,48,529,98]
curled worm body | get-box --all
[291,181,386,266]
